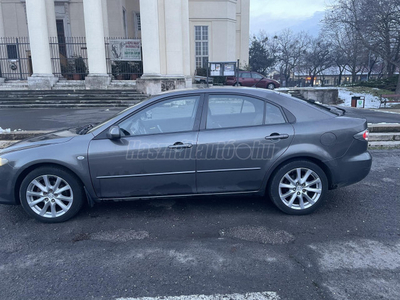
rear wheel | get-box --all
[267,83,275,90]
[19,167,84,223]
[268,160,328,215]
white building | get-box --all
[0,0,250,93]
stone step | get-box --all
[0,89,143,95]
[0,103,139,108]
[368,123,400,133]
[369,132,400,141]
[0,96,146,101]
[0,101,143,106]
[368,141,400,149]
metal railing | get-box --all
[50,37,88,79]
[105,37,143,80]
[0,37,143,81]
[0,37,31,80]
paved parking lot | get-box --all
[0,150,399,300]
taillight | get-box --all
[354,129,369,141]
[363,130,369,141]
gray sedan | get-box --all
[0,88,372,222]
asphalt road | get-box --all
[0,150,399,300]
[0,108,122,131]
[339,106,400,123]
[0,106,399,132]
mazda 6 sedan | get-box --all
[0,88,372,222]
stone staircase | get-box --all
[0,89,149,108]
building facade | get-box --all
[0,0,250,93]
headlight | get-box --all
[0,157,9,167]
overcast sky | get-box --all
[250,0,329,36]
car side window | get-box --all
[265,102,286,125]
[119,96,200,136]
[240,72,252,78]
[207,95,264,129]
[252,73,263,79]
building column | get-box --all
[45,0,58,38]
[181,0,192,87]
[0,3,5,38]
[82,0,110,89]
[137,0,191,95]
[102,0,110,38]
[0,4,5,83]
[165,0,184,76]
[26,0,58,89]
[140,0,161,77]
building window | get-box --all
[7,45,18,59]
[136,12,141,31]
[195,26,208,69]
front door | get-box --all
[196,94,294,193]
[88,95,202,199]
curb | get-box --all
[0,131,51,140]
[368,141,400,149]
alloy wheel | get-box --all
[26,174,74,218]
[278,168,322,210]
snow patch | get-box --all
[0,127,11,134]
[337,88,381,109]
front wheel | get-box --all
[268,160,328,215]
[267,83,275,90]
[19,167,84,223]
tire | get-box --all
[234,82,242,86]
[19,166,84,223]
[267,83,275,90]
[268,160,328,215]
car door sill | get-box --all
[99,190,260,202]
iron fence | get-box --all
[0,37,31,80]
[50,37,88,79]
[105,37,143,80]
[0,37,143,81]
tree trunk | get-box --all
[395,74,400,94]
[351,70,357,84]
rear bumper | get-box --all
[328,151,372,189]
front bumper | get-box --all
[0,163,18,205]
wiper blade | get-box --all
[77,123,95,135]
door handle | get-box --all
[265,133,289,140]
[168,142,193,149]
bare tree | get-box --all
[300,36,334,87]
[325,0,400,92]
[274,29,309,87]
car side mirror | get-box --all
[107,125,121,140]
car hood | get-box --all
[0,129,78,155]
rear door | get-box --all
[196,93,294,193]
[239,72,254,86]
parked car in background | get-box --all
[226,71,280,89]
[194,75,213,84]
[0,88,371,222]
